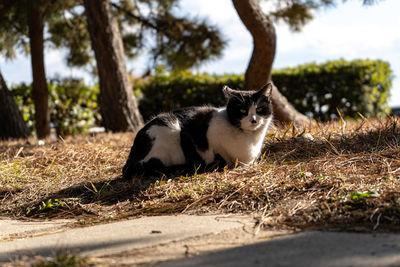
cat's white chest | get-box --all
[206,109,270,165]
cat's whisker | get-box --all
[239,92,245,102]
[230,93,244,102]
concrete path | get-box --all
[0,218,72,241]
[0,215,249,263]
[1,215,400,266]
[158,231,400,267]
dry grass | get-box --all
[1,117,400,232]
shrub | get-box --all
[136,59,393,121]
[10,59,393,136]
[135,66,244,120]
[11,78,100,137]
[272,59,393,120]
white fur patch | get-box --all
[141,120,185,166]
[197,148,215,165]
[207,108,271,166]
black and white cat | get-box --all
[122,83,273,180]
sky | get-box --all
[0,0,399,107]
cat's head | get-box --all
[223,83,273,131]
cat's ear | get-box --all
[222,85,236,99]
[258,83,273,97]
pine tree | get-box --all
[0,0,226,133]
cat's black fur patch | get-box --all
[123,107,216,179]
[177,107,215,172]
[174,106,214,152]
[122,114,174,178]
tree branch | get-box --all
[111,2,158,30]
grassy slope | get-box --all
[1,117,399,232]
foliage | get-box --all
[0,0,225,72]
[273,59,393,120]
[265,0,380,32]
[32,252,88,267]
[47,0,225,72]
[0,0,378,70]
[11,78,100,137]
[0,0,76,59]
[136,59,393,121]
[347,191,379,201]
[8,59,392,135]
[135,66,244,119]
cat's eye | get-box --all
[256,107,263,112]
[240,109,247,114]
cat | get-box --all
[122,83,273,180]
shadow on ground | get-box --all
[11,118,400,231]
[19,176,158,219]
[156,231,400,267]
[0,233,162,263]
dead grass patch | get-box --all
[1,117,399,232]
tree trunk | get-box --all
[232,0,309,126]
[0,71,30,139]
[84,0,143,132]
[28,1,50,139]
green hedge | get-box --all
[11,59,393,136]
[272,59,393,120]
[135,67,245,120]
[11,78,100,137]
[137,59,392,121]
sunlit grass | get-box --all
[0,117,399,232]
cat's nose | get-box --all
[251,115,257,124]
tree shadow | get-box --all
[158,231,400,267]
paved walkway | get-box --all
[0,215,250,263]
[158,230,400,267]
[1,215,399,266]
